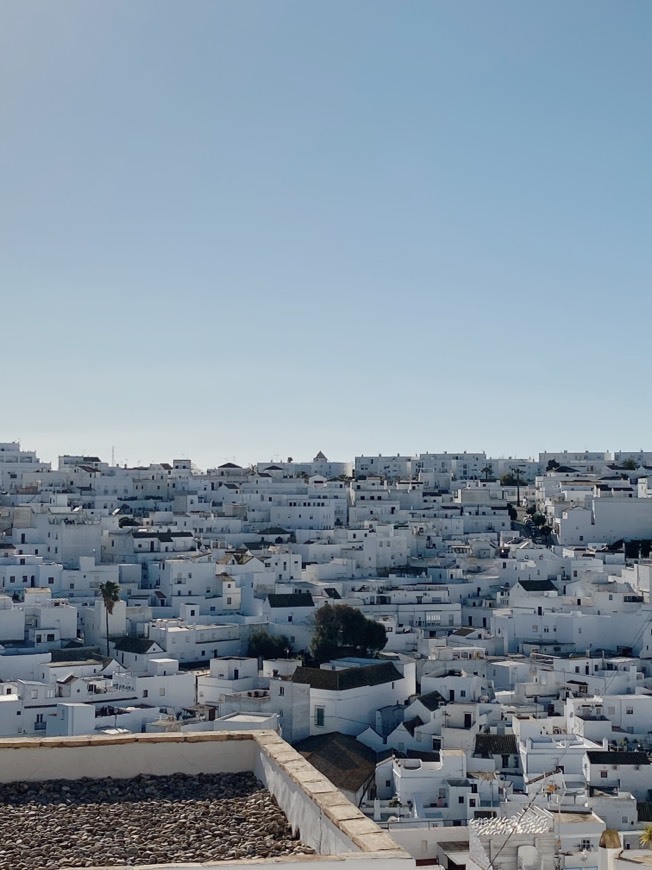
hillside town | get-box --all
[3,440,652,868]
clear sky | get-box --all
[2,2,651,469]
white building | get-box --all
[291,658,416,737]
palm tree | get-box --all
[98,581,120,658]
[510,466,524,507]
[639,824,652,848]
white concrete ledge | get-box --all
[0,731,414,870]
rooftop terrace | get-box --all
[0,731,413,870]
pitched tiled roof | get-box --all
[323,588,342,600]
[406,749,441,762]
[417,691,446,711]
[267,593,314,609]
[294,733,375,792]
[474,734,518,757]
[586,751,649,766]
[518,579,557,592]
[113,637,160,655]
[292,661,402,691]
[403,716,424,736]
[132,530,193,540]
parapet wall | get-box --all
[0,731,257,782]
[0,731,413,870]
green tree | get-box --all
[364,619,388,655]
[532,513,546,527]
[98,581,120,658]
[247,630,293,660]
[310,604,387,662]
[481,465,493,482]
[507,503,517,522]
[622,458,638,470]
[118,516,139,528]
[540,524,553,543]
[526,505,537,516]
[546,459,560,472]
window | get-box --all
[458,796,464,804]
[279,687,285,696]
[159,688,165,696]
[314,707,325,727]
[600,771,608,778]
[626,707,633,715]
[47,634,55,642]
[143,690,148,698]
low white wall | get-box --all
[0,733,256,783]
[0,732,414,870]
[255,736,355,854]
[387,823,469,863]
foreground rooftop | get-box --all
[0,731,413,870]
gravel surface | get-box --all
[0,772,315,869]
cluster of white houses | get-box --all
[3,441,652,869]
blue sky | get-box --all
[2,2,650,469]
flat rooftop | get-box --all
[558,811,602,824]
[0,771,311,868]
[0,731,413,870]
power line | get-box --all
[485,611,652,870]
